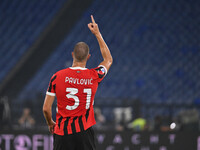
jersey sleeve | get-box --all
[46,74,57,96]
[93,65,107,83]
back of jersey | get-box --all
[47,66,106,135]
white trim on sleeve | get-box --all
[98,65,107,75]
[46,91,56,96]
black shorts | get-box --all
[53,127,96,150]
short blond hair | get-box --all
[73,42,89,62]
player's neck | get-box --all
[72,61,86,68]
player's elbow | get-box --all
[107,57,113,66]
[110,57,113,65]
[43,105,49,114]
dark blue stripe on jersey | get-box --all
[64,117,70,135]
[85,109,90,121]
[48,84,52,92]
[78,116,84,132]
[48,75,57,92]
[58,116,63,129]
[53,84,56,92]
[97,73,104,79]
[71,117,78,134]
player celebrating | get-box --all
[43,15,113,150]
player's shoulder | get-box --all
[90,65,107,78]
[92,65,107,75]
[50,68,69,79]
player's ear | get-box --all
[72,52,74,59]
[87,54,91,60]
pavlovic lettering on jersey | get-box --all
[46,65,107,135]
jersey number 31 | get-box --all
[66,88,91,110]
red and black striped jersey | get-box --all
[46,66,107,135]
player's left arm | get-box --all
[43,95,56,134]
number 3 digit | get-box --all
[66,88,79,110]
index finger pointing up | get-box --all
[91,15,95,23]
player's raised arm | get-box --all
[88,15,113,72]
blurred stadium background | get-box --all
[0,0,200,149]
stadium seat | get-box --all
[0,0,67,82]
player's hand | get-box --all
[48,120,56,134]
[88,15,100,36]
